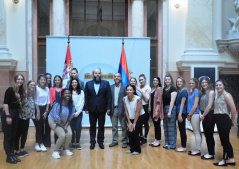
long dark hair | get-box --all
[45,73,52,88]
[153,76,162,87]
[69,78,81,94]
[126,84,137,96]
[53,89,74,120]
[53,75,63,88]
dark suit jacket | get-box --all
[84,80,112,113]
[110,83,126,116]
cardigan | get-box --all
[148,87,164,120]
[50,87,63,106]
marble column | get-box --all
[0,0,11,58]
[52,0,66,36]
[131,0,144,37]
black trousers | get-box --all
[177,114,187,148]
[139,104,149,138]
[33,105,51,146]
[2,109,19,155]
[214,114,234,160]
[71,113,83,143]
[150,111,161,140]
[202,110,215,155]
[128,114,144,153]
[15,118,29,150]
[89,111,106,144]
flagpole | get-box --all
[122,37,124,46]
[67,35,70,44]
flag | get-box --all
[118,45,129,86]
[62,44,73,80]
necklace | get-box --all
[165,86,171,91]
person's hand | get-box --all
[73,113,79,118]
[36,112,40,120]
[178,115,183,123]
[107,109,111,116]
[199,113,204,121]
[232,121,237,127]
[43,112,48,119]
[167,113,171,118]
[6,117,12,125]
[128,122,133,132]
[187,115,191,121]
[63,125,68,132]
[85,111,89,114]
[132,123,136,131]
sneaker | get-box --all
[41,145,47,152]
[21,150,29,156]
[126,150,132,154]
[132,151,140,155]
[35,145,42,152]
[122,143,128,148]
[76,145,81,150]
[52,151,61,159]
[15,151,25,158]
[70,144,75,150]
[61,149,73,156]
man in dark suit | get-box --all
[84,68,112,150]
[109,73,128,148]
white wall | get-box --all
[167,0,239,72]
[5,0,27,71]
[168,0,187,72]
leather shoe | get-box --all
[227,162,236,166]
[6,155,17,164]
[11,154,21,162]
[99,143,104,149]
[213,162,228,166]
[109,142,118,147]
[90,144,95,150]
[201,155,214,160]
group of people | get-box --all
[1,68,237,167]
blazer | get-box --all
[110,83,126,116]
[148,87,164,120]
[66,78,85,91]
[84,80,112,113]
[49,87,63,106]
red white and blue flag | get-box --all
[62,44,73,79]
[118,45,129,86]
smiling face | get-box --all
[71,70,78,79]
[153,78,159,87]
[29,81,36,91]
[126,86,135,97]
[165,77,172,87]
[130,78,137,86]
[189,80,196,90]
[114,73,121,84]
[71,79,78,90]
[54,77,61,87]
[139,77,146,86]
[63,90,72,101]
[39,77,46,87]
[215,81,225,93]
[16,75,24,87]
[45,75,52,85]
[176,78,183,89]
[201,79,209,90]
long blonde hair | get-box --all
[12,74,26,107]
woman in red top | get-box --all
[50,75,63,106]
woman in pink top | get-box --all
[50,75,63,106]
